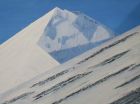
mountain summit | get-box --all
[38,7,114,63]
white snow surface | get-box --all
[0,8,60,94]
[0,7,114,93]
[0,26,140,104]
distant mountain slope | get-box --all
[38,7,114,63]
[0,26,139,104]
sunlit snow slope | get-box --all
[0,26,140,104]
[0,8,60,94]
[38,7,114,63]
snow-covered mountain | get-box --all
[38,7,114,63]
[0,7,114,93]
[0,8,61,94]
[0,26,139,104]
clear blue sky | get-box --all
[0,0,140,44]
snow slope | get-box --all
[38,7,114,63]
[0,26,139,104]
[0,7,115,93]
[0,8,60,94]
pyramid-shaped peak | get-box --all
[50,7,65,15]
[49,7,75,18]
[38,7,114,63]
[52,7,63,11]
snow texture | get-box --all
[0,7,61,94]
[0,25,140,104]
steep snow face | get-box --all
[38,8,114,63]
[0,7,60,94]
[0,26,139,104]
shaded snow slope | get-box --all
[0,26,139,104]
[38,7,114,63]
[0,8,60,94]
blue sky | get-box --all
[0,0,140,44]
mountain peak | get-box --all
[52,7,62,12]
[38,7,114,63]
[50,7,64,16]
[52,7,63,12]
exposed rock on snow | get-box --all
[0,26,140,104]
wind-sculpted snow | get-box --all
[33,71,92,100]
[129,64,140,71]
[77,32,138,64]
[31,69,69,88]
[95,50,130,67]
[52,64,135,104]
[2,92,34,104]
[31,49,130,89]
[115,74,140,89]
[111,87,140,104]
[0,26,140,104]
